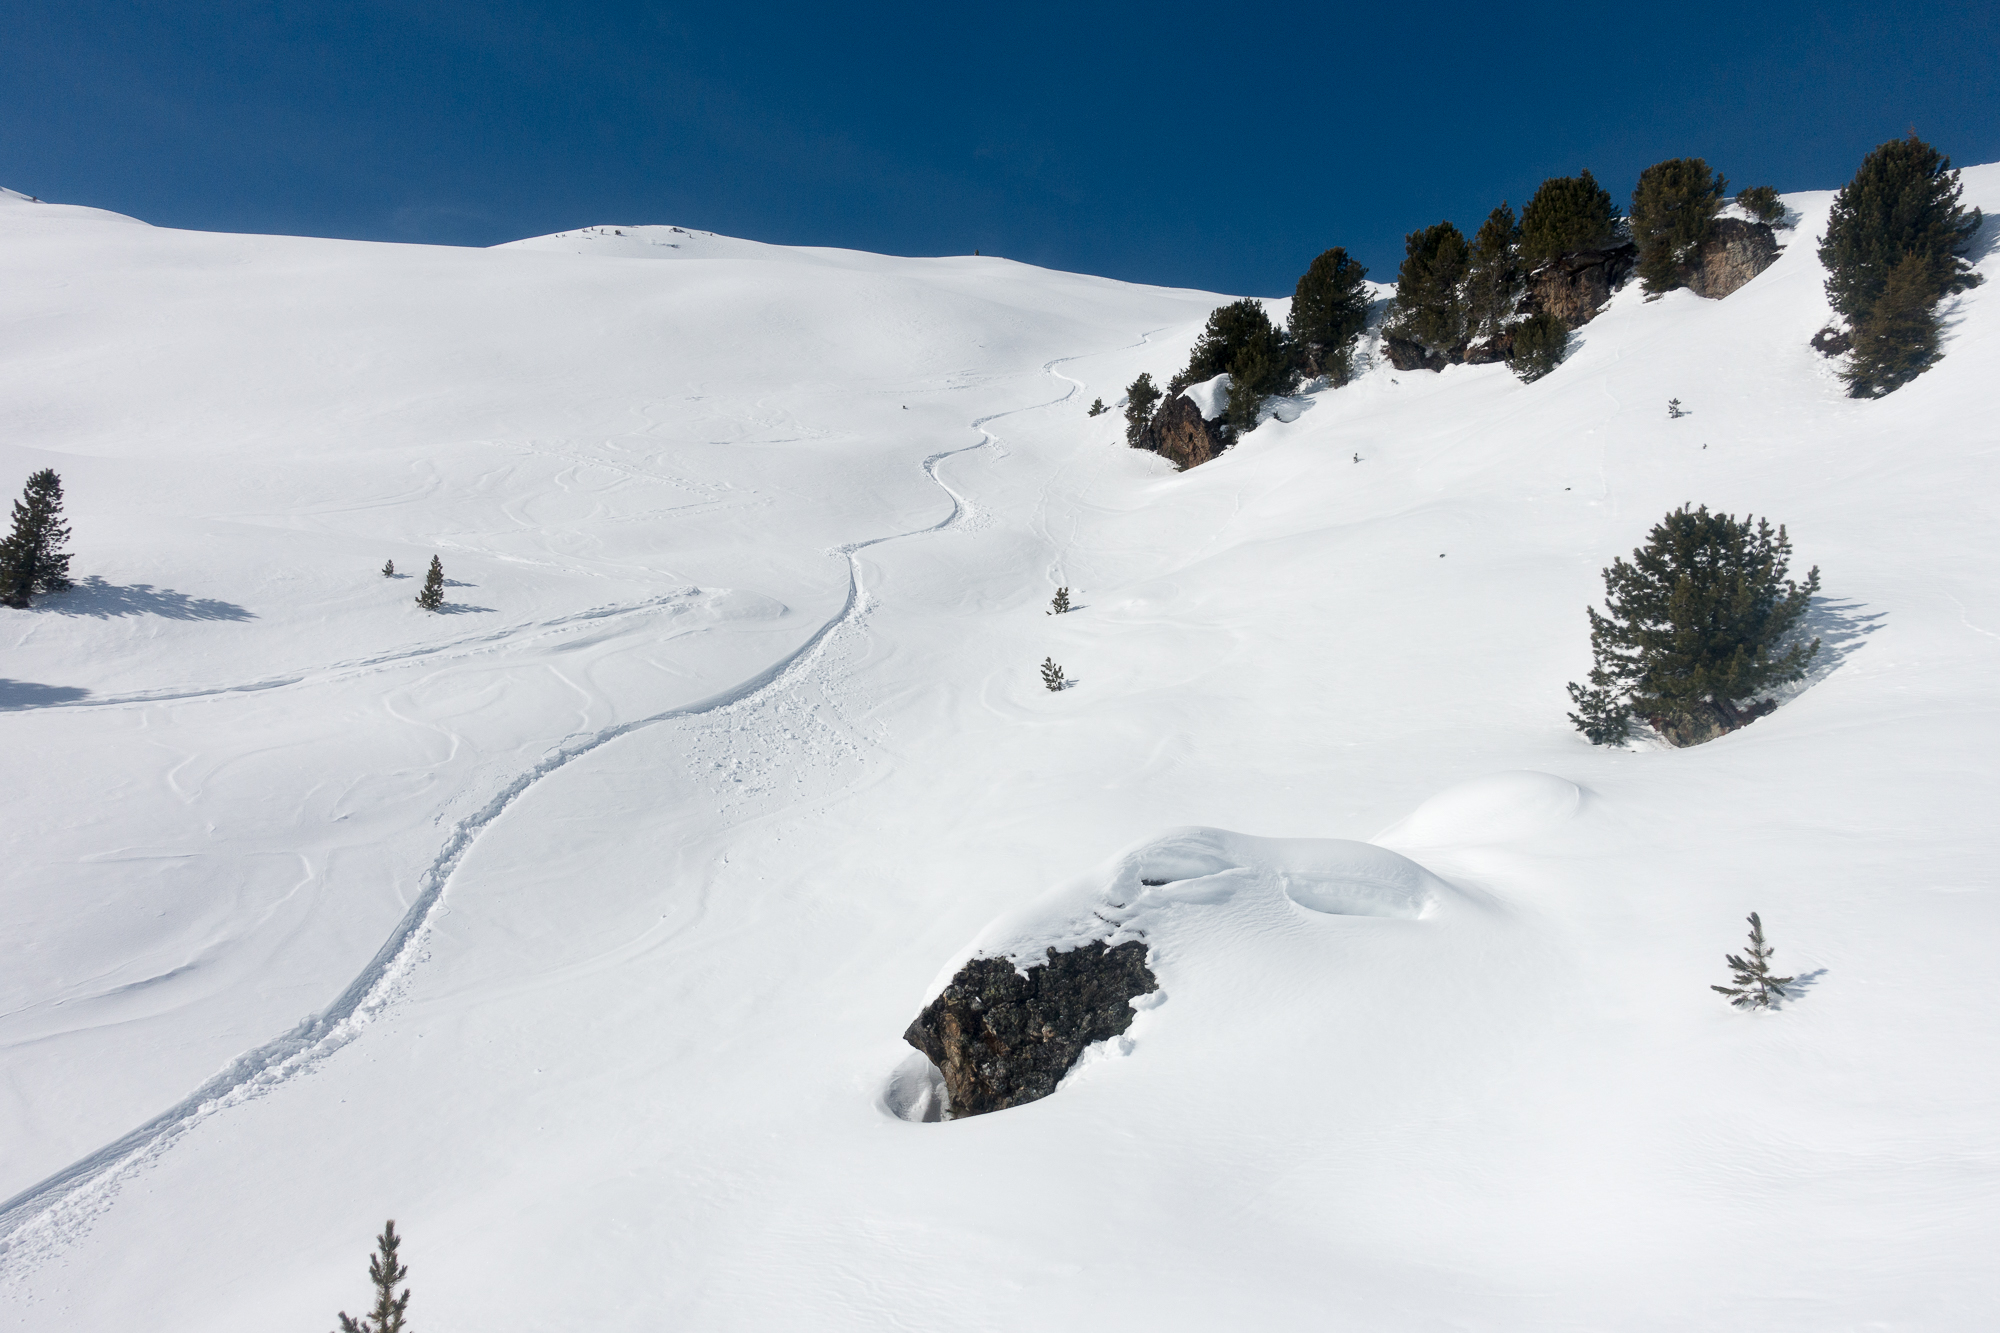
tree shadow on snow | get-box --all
[434,602,497,615]
[43,576,255,622]
[1773,968,1828,1009]
[0,679,91,709]
[1793,597,1886,689]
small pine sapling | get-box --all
[1048,587,1070,615]
[415,556,445,611]
[381,559,395,578]
[1711,912,1795,1010]
[335,1219,412,1333]
[1040,657,1065,692]
[1667,398,1686,418]
[1087,398,1105,417]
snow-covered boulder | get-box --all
[1181,372,1230,421]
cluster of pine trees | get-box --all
[1818,134,1984,397]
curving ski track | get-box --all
[0,363,1091,1277]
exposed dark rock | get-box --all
[1685,218,1781,300]
[1646,696,1777,748]
[1137,392,1225,470]
[1383,334,1454,373]
[1520,242,1638,330]
[1811,325,1853,357]
[1462,328,1514,365]
[903,940,1158,1119]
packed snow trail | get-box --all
[0,359,1088,1275]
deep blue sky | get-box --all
[7,1,1996,295]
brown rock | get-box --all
[1138,391,1226,470]
[1521,242,1638,330]
[903,940,1159,1119]
[1685,218,1781,300]
[1383,334,1453,373]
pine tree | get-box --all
[1048,587,1070,615]
[1735,185,1784,224]
[1711,913,1795,1010]
[415,556,445,611]
[1464,204,1522,341]
[1631,157,1727,293]
[1386,221,1470,356]
[1040,657,1065,691]
[1123,373,1162,448]
[1287,247,1371,384]
[381,559,396,578]
[1567,506,1820,746]
[0,469,75,609]
[1820,133,1983,328]
[1508,311,1569,382]
[1087,398,1105,417]
[1519,170,1621,263]
[1168,299,1297,435]
[334,1219,412,1333]
[1667,398,1685,418]
[1842,251,1944,398]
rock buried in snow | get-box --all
[903,940,1158,1119]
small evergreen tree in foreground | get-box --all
[1386,221,1470,356]
[1287,246,1371,384]
[1040,657,1065,691]
[1508,311,1569,383]
[0,469,75,609]
[1711,913,1794,1010]
[1631,157,1727,293]
[1735,185,1784,224]
[415,556,445,611]
[1123,373,1161,448]
[1667,398,1685,418]
[1520,169,1621,264]
[381,559,396,578]
[335,1219,412,1333]
[1819,133,1982,329]
[1087,397,1105,417]
[1049,586,1070,615]
[1567,506,1819,746]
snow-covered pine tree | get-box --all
[381,559,395,578]
[1711,912,1795,1010]
[1668,398,1685,418]
[1040,657,1065,691]
[1087,398,1105,417]
[1049,587,1070,615]
[1735,185,1784,225]
[415,556,445,611]
[335,1219,412,1333]
[1567,506,1820,746]
[0,469,74,609]
[1287,246,1372,385]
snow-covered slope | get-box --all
[1,169,1996,1331]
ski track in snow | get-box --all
[0,352,1098,1280]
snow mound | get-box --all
[927,826,1458,1000]
[1181,373,1230,421]
[1373,771,1582,849]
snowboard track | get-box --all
[0,358,1094,1279]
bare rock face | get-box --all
[1522,242,1638,329]
[1685,218,1781,300]
[903,940,1158,1119]
[1138,392,1225,470]
[1383,334,1453,373]
[1648,696,1777,748]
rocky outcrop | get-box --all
[1137,392,1225,470]
[1383,334,1452,373]
[903,940,1158,1119]
[1461,328,1514,365]
[1685,219,1780,300]
[1647,696,1777,748]
[1522,242,1638,329]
